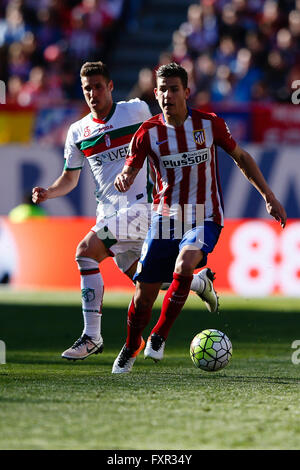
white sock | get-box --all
[83,307,102,342]
[76,257,104,342]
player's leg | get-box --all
[160,268,207,291]
[193,267,219,313]
[124,259,138,279]
[161,267,218,313]
[112,214,174,373]
[117,209,206,294]
[186,222,222,313]
[123,256,209,304]
[175,247,220,312]
[145,247,202,360]
[112,250,140,281]
[109,202,149,282]
[146,222,222,360]
[61,230,109,360]
[62,203,149,362]
[112,281,161,374]
[128,281,161,350]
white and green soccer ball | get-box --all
[190,329,232,372]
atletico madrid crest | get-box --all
[193,129,205,145]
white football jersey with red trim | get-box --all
[64,99,152,218]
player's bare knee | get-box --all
[76,241,88,259]
[175,248,203,275]
[75,233,108,263]
[174,258,194,276]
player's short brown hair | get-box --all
[80,61,111,83]
[156,62,188,89]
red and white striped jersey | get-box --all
[126,108,237,226]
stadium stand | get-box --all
[122,0,300,107]
[1,0,299,106]
[0,0,126,106]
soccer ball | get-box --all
[190,329,232,372]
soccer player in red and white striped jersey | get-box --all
[112,62,287,374]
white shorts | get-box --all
[91,203,151,273]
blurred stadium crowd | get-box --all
[129,0,300,108]
[0,0,135,106]
[1,0,300,108]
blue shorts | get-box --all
[133,213,222,283]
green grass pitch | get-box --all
[0,287,299,450]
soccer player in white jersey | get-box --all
[32,61,214,361]
[112,62,287,373]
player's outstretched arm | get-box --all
[32,169,81,204]
[114,165,140,192]
[229,144,287,228]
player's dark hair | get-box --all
[156,62,188,89]
[80,61,110,83]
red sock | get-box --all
[126,297,152,351]
[152,272,193,340]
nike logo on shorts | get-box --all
[156,139,168,146]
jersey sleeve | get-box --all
[126,125,149,169]
[212,116,237,154]
[63,124,85,171]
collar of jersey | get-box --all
[91,102,117,123]
[160,106,192,126]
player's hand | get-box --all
[266,197,287,228]
[32,187,48,204]
[114,173,133,192]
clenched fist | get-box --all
[32,187,49,204]
[114,166,139,192]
